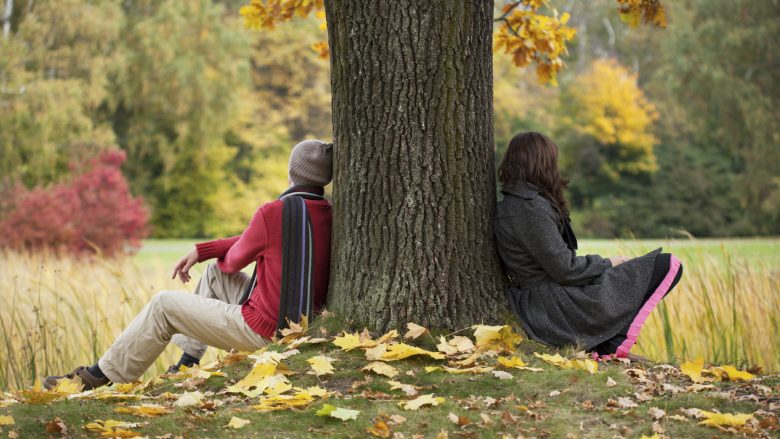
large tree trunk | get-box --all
[324,0,505,331]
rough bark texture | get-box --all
[325,0,504,331]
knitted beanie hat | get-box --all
[288,139,333,187]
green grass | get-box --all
[2,318,775,438]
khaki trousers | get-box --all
[99,263,269,383]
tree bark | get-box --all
[324,0,505,331]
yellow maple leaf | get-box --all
[333,332,363,351]
[680,359,707,383]
[365,343,388,360]
[0,415,14,425]
[307,356,336,376]
[386,380,418,396]
[172,391,203,408]
[316,404,360,420]
[398,393,445,410]
[52,376,84,395]
[114,404,173,417]
[86,419,142,437]
[440,366,494,374]
[227,363,278,396]
[403,323,428,340]
[714,365,755,381]
[178,365,226,380]
[533,352,598,374]
[226,416,251,429]
[472,325,522,352]
[497,356,528,369]
[17,379,60,404]
[380,343,445,361]
[252,390,316,412]
[362,362,400,378]
[698,410,753,428]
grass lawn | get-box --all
[1,316,776,438]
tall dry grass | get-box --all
[0,249,218,391]
[634,250,780,370]
[1,245,778,390]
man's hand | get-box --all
[608,256,631,267]
[172,247,199,283]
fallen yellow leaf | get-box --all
[403,323,427,340]
[362,362,400,378]
[226,416,251,429]
[333,332,363,351]
[226,363,278,397]
[0,415,14,425]
[714,365,755,381]
[497,356,528,368]
[252,391,315,411]
[307,356,336,376]
[114,404,173,417]
[317,404,360,420]
[680,359,707,383]
[52,376,84,395]
[172,391,203,408]
[380,343,445,361]
[533,352,598,374]
[698,410,753,428]
[365,343,388,360]
[386,380,419,397]
[398,393,445,410]
[472,325,522,351]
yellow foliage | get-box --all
[566,58,658,176]
[0,415,14,425]
[240,0,324,30]
[493,4,576,85]
[617,0,667,28]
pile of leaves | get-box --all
[0,316,777,438]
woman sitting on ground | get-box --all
[493,131,683,359]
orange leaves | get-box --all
[617,0,667,28]
[240,0,323,30]
[493,2,576,86]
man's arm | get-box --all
[211,206,270,274]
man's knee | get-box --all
[151,290,180,313]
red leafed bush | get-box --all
[0,150,149,256]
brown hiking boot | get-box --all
[43,366,110,391]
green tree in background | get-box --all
[0,0,121,186]
[115,0,249,237]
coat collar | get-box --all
[501,182,541,200]
[279,185,325,200]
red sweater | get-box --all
[195,195,332,338]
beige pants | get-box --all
[99,263,269,383]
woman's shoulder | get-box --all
[497,184,556,220]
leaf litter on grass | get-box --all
[3,319,777,438]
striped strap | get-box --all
[276,195,315,336]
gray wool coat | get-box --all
[494,182,661,350]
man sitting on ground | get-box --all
[45,139,333,389]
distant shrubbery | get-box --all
[0,151,148,256]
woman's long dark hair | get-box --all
[498,131,570,222]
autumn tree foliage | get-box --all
[0,150,148,256]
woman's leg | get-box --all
[593,253,683,357]
[98,290,268,383]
